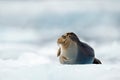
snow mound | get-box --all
[0,64,120,80]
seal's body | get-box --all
[57,32,101,64]
[59,40,78,64]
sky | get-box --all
[0,1,120,43]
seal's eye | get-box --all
[68,35,71,37]
[62,35,66,39]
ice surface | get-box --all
[0,64,120,80]
[0,42,120,80]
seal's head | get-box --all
[57,32,80,48]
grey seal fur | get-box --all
[57,32,102,64]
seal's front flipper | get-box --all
[57,48,61,57]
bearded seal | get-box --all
[57,32,102,64]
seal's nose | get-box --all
[58,38,60,41]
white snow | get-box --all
[0,42,120,80]
[0,64,120,80]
